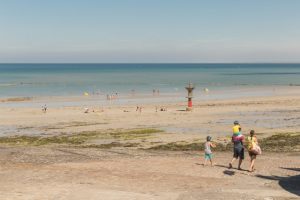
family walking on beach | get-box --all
[204,121,261,172]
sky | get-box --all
[0,0,300,63]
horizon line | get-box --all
[1,62,300,65]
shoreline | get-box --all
[0,85,300,108]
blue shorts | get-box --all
[205,153,213,160]
[233,148,244,159]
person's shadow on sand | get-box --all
[256,167,300,197]
[215,164,248,172]
[223,170,235,176]
[195,164,241,176]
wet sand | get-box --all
[0,93,300,140]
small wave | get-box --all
[289,84,300,86]
[0,82,42,87]
[0,83,17,87]
[223,72,300,76]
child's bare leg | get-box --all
[231,158,236,164]
[210,158,213,166]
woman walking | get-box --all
[247,130,261,172]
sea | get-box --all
[0,63,300,106]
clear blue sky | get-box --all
[0,0,299,63]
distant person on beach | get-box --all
[42,104,47,113]
[229,121,245,170]
[136,106,142,113]
[204,136,216,166]
[247,130,261,172]
[160,107,167,111]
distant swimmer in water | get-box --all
[131,89,135,96]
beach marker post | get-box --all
[185,82,195,111]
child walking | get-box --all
[204,136,216,166]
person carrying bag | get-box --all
[247,130,261,172]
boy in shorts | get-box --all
[204,136,216,166]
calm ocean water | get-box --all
[0,63,300,98]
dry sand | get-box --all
[0,146,299,200]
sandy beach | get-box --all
[0,87,300,200]
[2,0,300,198]
[0,148,299,200]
